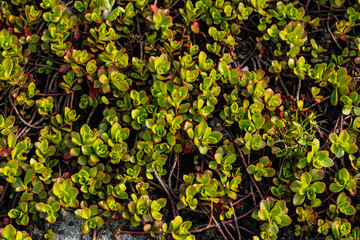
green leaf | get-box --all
[3,224,16,239]
[24,169,35,186]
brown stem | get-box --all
[326,11,342,51]
[8,93,44,129]
[307,95,330,110]
[230,203,241,240]
[221,221,235,240]
[154,170,178,218]
[235,145,264,200]
[0,183,10,206]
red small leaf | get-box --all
[74,32,80,39]
[191,22,200,34]
[63,150,72,160]
[89,87,99,98]
[183,147,191,153]
[62,172,71,179]
[24,28,31,37]
[3,217,9,225]
[314,98,321,104]
[341,34,347,41]
[59,64,70,73]
[1,149,7,156]
[150,5,158,13]
[279,112,284,118]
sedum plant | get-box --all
[252,197,292,238]
[247,156,276,181]
[329,130,358,158]
[290,170,326,207]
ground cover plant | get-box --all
[0,0,360,239]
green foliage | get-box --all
[298,138,334,169]
[163,216,195,240]
[0,224,31,240]
[52,179,79,208]
[75,204,104,234]
[329,130,358,158]
[185,121,222,155]
[36,197,61,224]
[290,170,326,207]
[1,1,360,239]
[252,197,291,238]
[247,156,276,181]
[329,168,356,195]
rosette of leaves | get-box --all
[8,201,34,226]
[0,224,31,240]
[279,21,307,57]
[146,6,173,37]
[69,124,105,166]
[125,194,167,227]
[36,197,61,224]
[329,217,352,239]
[0,159,21,184]
[290,56,310,80]
[0,115,18,135]
[328,192,356,218]
[100,122,130,163]
[209,147,237,178]
[185,120,222,155]
[145,117,167,143]
[247,156,276,181]
[221,99,247,126]
[328,68,355,106]
[180,185,198,210]
[296,205,317,225]
[34,139,56,163]
[63,49,91,77]
[162,216,195,240]
[264,89,282,111]
[86,23,120,49]
[298,138,334,169]
[148,54,171,80]
[107,178,129,200]
[71,165,110,199]
[235,132,266,155]
[52,179,79,208]
[36,97,54,116]
[238,102,265,133]
[0,58,23,85]
[167,85,190,114]
[329,168,356,195]
[290,170,326,207]
[269,60,286,73]
[340,92,360,115]
[194,170,222,202]
[60,70,81,94]
[98,42,129,68]
[75,204,104,234]
[252,197,292,237]
[98,196,123,217]
[329,130,358,158]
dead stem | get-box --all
[326,11,343,51]
[235,144,264,200]
[154,170,178,218]
[9,93,44,129]
[230,203,241,240]
[296,78,301,103]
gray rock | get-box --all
[44,209,154,240]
